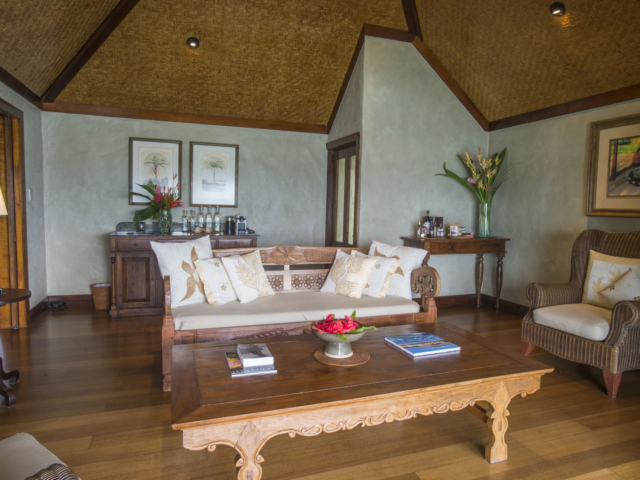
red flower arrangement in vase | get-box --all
[131,173,183,234]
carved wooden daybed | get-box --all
[162,246,440,392]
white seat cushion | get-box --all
[533,303,612,341]
[0,433,69,480]
[172,291,420,331]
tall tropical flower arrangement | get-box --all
[131,174,183,234]
[435,148,508,237]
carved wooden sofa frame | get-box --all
[162,246,440,392]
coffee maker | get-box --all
[235,215,247,235]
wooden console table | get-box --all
[402,236,510,313]
[0,288,31,407]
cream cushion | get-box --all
[151,236,213,308]
[172,291,420,331]
[369,240,427,299]
[582,250,640,309]
[0,433,73,480]
[533,303,612,341]
[352,250,399,298]
[194,258,237,305]
[320,250,377,299]
[221,250,275,303]
[600,269,640,306]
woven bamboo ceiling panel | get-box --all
[0,0,121,96]
[56,0,407,125]
[416,0,640,121]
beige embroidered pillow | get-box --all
[221,250,275,303]
[582,250,640,309]
[320,250,377,299]
[368,240,427,299]
[600,269,640,307]
[151,236,213,308]
[194,258,238,306]
[352,251,400,298]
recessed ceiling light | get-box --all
[187,37,200,49]
[550,2,566,16]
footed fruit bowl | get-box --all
[308,311,377,359]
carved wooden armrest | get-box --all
[163,276,172,322]
[411,266,441,310]
[525,281,582,315]
[604,300,640,348]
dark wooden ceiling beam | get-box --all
[489,84,640,131]
[40,0,140,103]
[41,102,327,134]
[401,0,423,40]
[0,65,42,109]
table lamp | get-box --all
[0,188,7,295]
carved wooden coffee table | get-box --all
[171,323,552,480]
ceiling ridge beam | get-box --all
[489,84,640,131]
[41,102,328,134]
[41,0,140,103]
[401,0,423,40]
[0,65,42,109]
[411,37,490,131]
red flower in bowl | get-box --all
[307,310,377,341]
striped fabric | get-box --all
[523,230,640,376]
[25,463,79,480]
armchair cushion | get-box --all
[582,250,640,309]
[533,303,612,341]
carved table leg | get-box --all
[0,357,18,408]
[495,253,504,313]
[485,383,511,463]
[476,254,484,308]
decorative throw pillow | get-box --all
[151,236,213,308]
[221,250,275,303]
[368,240,427,299]
[582,250,640,309]
[194,258,238,306]
[320,250,377,299]
[352,250,400,298]
[600,269,640,307]
[26,463,80,480]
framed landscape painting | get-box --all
[129,138,182,205]
[189,142,239,207]
[586,114,640,217]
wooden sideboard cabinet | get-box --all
[109,234,258,318]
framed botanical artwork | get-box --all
[129,138,182,205]
[189,142,239,207]
[587,113,640,217]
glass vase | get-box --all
[158,209,172,235]
[478,202,491,238]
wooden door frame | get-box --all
[325,133,361,247]
[0,98,30,328]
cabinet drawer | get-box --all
[218,238,254,249]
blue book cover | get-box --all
[384,332,460,358]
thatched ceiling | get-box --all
[0,0,639,129]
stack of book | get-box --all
[225,343,277,377]
[384,332,460,358]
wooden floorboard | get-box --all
[1,306,639,479]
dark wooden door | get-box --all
[115,252,157,309]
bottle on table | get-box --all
[213,207,221,234]
[205,207,213,229]
[417,221,423,238]
[437,223,444,238]
[188,209,197,231]
[423,211,432,238]
[181,209,189,232]
[197,207,205,228]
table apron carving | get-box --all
[179,375,542,480]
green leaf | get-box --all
[132,206,157,222]
[137,183,158,196]
[336,332,348,341]
[130,191,152,200]
[351,309,357,321]
[435,163,483,202]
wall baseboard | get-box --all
[29,294,95,322]
[434,294,477,308]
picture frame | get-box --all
[129,138,182,205]
[189,142,239,207]
[586,113,640,217]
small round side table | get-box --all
[0,288,31,407]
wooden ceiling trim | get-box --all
[0,66,42,109]
[411,37,489,131]
[401,0,423,40]
[489,84,640,131]
[41,0,140,103]
[42,102,328,134]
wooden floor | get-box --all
[1,307,639,480]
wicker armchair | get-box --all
[521,229,640,398]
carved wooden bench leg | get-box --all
[0,357,18,408]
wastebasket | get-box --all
[91,283,111,310]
